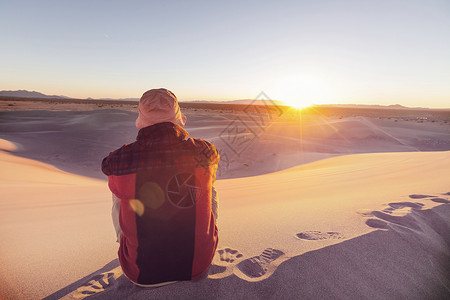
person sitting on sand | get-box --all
[101,88,220,287]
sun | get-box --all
[280,99,313,110]
[269,71,338,110]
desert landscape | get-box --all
[2,0,450,298]
[1,98,449,299]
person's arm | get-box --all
[112,193,122,243]
[212,185,218,222]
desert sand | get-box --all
[0,100,449,299]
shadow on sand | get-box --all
[0,110,138,180]
[45,203,450,299]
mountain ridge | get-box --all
[1,90,446,109]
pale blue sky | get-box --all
[1,0,449,107]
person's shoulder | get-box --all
[188,137,220,165]
[101,142,137,176]
[186,137,217,153]
[189,137,215,149]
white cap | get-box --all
[135,88,187,129]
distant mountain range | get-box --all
[0,90,71,99]
[315,104,413,109]
[183,99,286,105]
[0,90,140,102]
[0,90,444,109]
[0,90,284,105]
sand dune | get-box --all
[0,140,118,299]
[1,106,449,299]
[1,109,448,180]
[1,142,449,299]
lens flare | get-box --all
[138,181,165,210]
[129,199,145,216]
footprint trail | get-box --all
[208,247,286,282]
[363,192,450,232]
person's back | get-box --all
[102,89,219,285]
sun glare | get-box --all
[270,73,337,110]
[281,99,313,110]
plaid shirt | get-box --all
[102,122,219,285]
[102,122,219,176]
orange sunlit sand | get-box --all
[1,99,449,299]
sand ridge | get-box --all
[0,107,449,181]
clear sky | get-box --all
[1,0,449,108]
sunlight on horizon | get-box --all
[280,100,313,110]
[272,73,339,109]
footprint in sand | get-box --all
[208,247,245,278]
[217,247,244,263]
[408,193,450,204]
[386,202,424,210]
[208,247,285,281]
[409,194,435,199]
[364,201,424,232]
[365,218,390,229]
[295,231,345,240]
[63,266,123,299]
[236,248,285,279]
[430,198,450,204]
